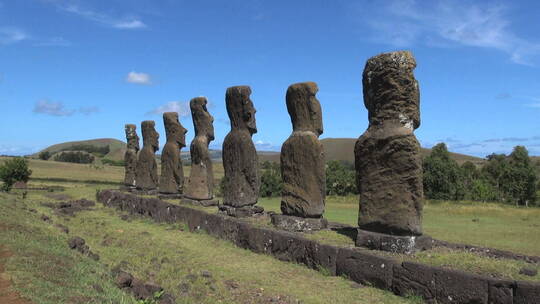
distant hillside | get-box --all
[34,138,126,161]
[35,137,486,166]
[257,138,485,165]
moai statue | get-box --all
[355,51,427,254]
[135,120,159,193]
[158,112,188,198]
[271,82,327,231]
[219,86,263,217]
[182,97,218,206]
[123,124,139,189]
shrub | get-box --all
[38,151,51,160]
[53,151,95,164]
[259,161,282,197]
[325,160,357,196]
[101,158,125,166]
[0,157,32,192]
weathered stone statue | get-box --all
[355,51,427,253]
[219,86,263,217]
[182,97,218,206]
[159,112,187,198]
[123,124,139,189]
[135,120,159,193]
[271,82,326,231]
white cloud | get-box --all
[114,20,146,29]
[33,36,71,47]
[126,71,152,85]
[52,1,146,30]
[360,0,540,65]
[147,101,190,117]
[0,27,28,45]
[79,106,100,115]
[33,100,75,117]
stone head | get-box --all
[226,86,257,135]
[141,120,159,152]
[190,97,214,141]
[285,82,323,136]
[362,50,420,129]
[125,124,139,151]
[163,112,188,148]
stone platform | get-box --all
[158,193,183,200]
[355,229,433,254]
[180,197,219,207]
[271,214,328,232]
[218,205,264,217]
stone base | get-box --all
[119,185,136,191]
[218,205,264,217]
[158,193,183,200]
[355,229,433,254]
[130,188,158,195]
[181,197,219,207]
[271,214,328,232]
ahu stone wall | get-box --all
[97,189,540,304]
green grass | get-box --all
[259,196,540,256]
[0,193,137,304]
[0,187,416,304]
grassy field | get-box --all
[0,186,419,304]
[0,157,539,303]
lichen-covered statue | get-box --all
[271,82,327,231]
[219,86,263,217]
[135,120,159,193]
[159,112,187,197]
[182,97,218,206]
[123,124,139,189]
[354,51,426,253]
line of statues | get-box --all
[123,50,423,238]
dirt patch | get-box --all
[0,247,33,304]
[44,193,72,201]
[41,199,96,217]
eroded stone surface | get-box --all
[270,214,328,232]
[124,124,139,187]
[159,112,187,195]
[136,121,159,191]
[184,97,215,200]
[222,86,261,210]
[280,82,325,218]
[355,51,423,236]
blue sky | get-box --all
[1,0,539,157]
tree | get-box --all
[259,161,282,197]
[461,161,478,200]
[0,157,32,192]
[325,160,357,196]
[423,143,464,200]
[504,146,537,206]
[38,151,51,160]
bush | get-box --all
[0,157,32,192]
[61,144,110,157]
[101,158,125,166]
[259,161,282,197]
[423,143,464,200]
[325,160,357,196]
[53,151,95,164]
[38,151,51,160]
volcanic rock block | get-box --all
[136,121,159,191]
[159,112,187,196]
[355,50,423,236]
[221,85,262,216]
[280,82,325,219]
[124,124,139,187]
[184,97,216,201]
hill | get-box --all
[33,138,126,161]
[35,137,485,166]
[257,138,485,165]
